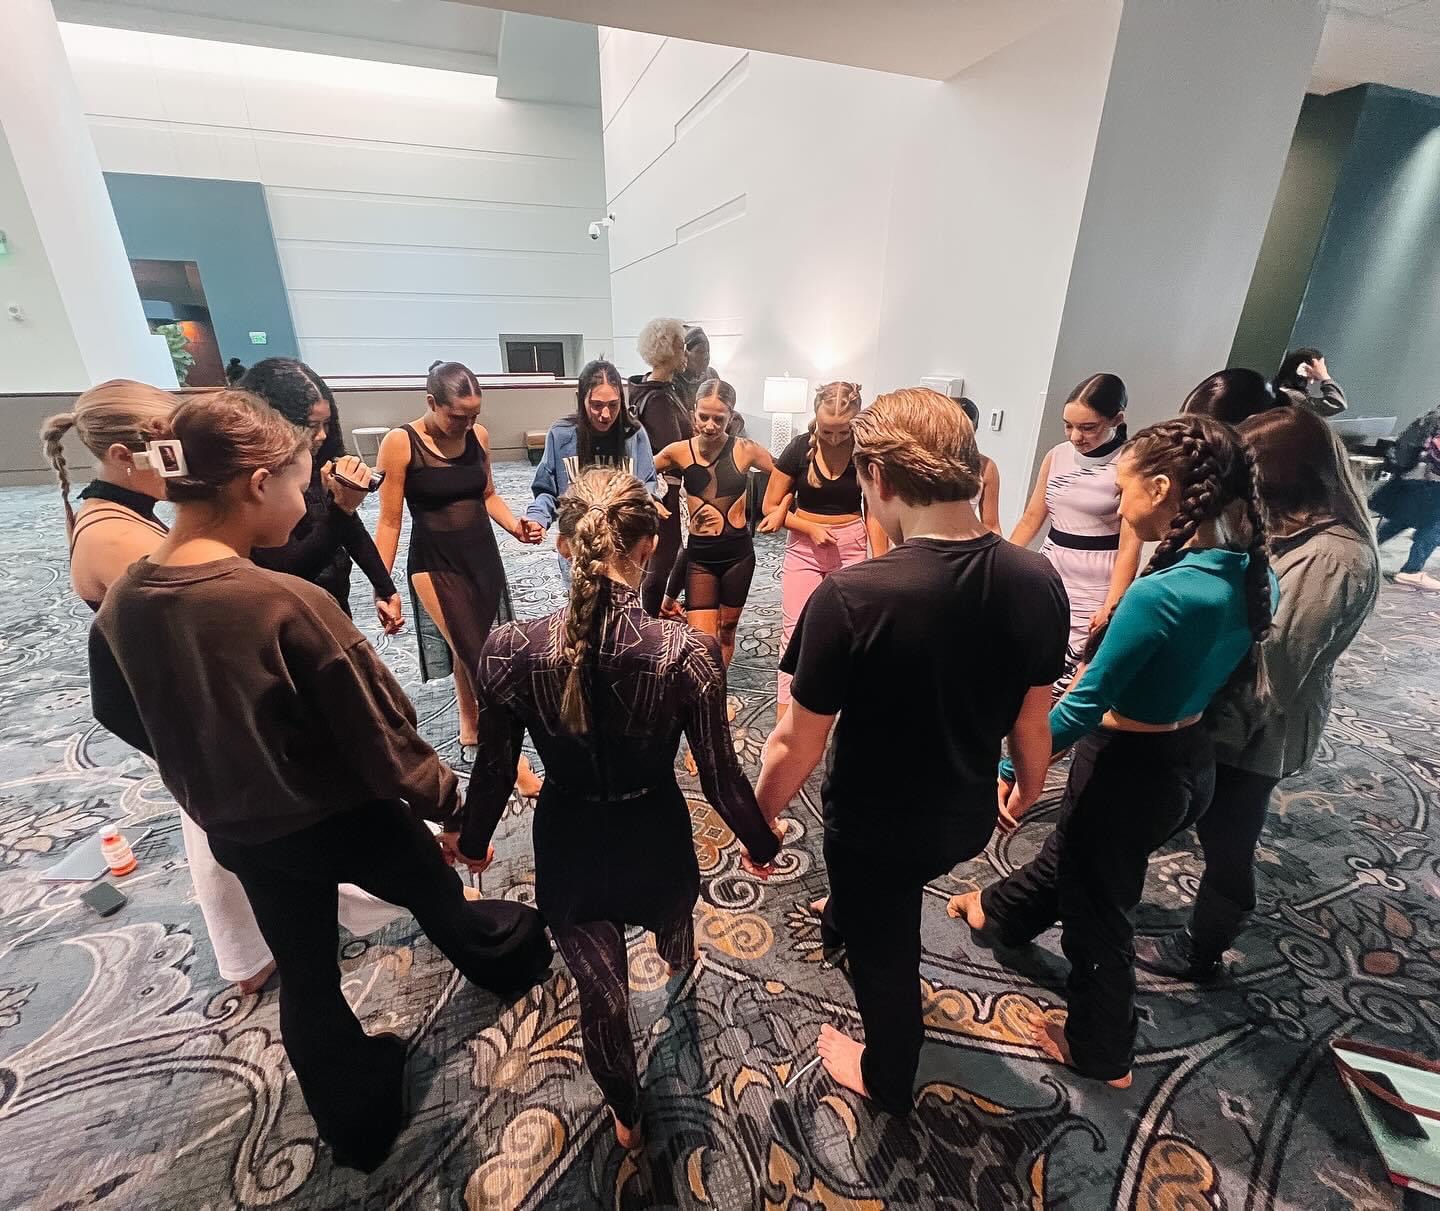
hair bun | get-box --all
[428,359,444,372]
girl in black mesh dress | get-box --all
[374,361,543,794]
[459,468,783,1148]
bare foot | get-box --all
[682,747,698,777]
[810,896,829,916]
[817,1024,871,1098]
[236,959,277,996]
[1029,1016,1132,1088]
[946,891,986,931]
[612,1108,642,1150]
[515,754,542,799]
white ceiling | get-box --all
[51,0,507,76]
[50,0,1440,100]
[452,0,1080,81]
[1314,0,1440,94]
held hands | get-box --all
[376,593,404,635]
[740,818,788,880]
[660,596,685,621]
[995,778,1036,834]
[323,456,372,513]
[1089,603,1115,633]
[439,831,495,874]
[512,519,545,545]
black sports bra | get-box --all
[682,437,748,537]
[774,432,862,517]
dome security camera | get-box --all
[588,213,616,241]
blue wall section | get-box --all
[103,173,299,365]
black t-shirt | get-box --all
[774,433,862,516]
[585,426,626,469]
[780,535,1068,862]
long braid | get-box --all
[556,467,661,734]
[1139,429,1223,577]
[41,413,78,537]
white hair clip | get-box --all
[135,439,188,478]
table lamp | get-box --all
[763,374,810,453]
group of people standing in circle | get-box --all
[43,329,1386,1167]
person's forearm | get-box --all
[375,516,401,574]
[755,713,828,821]
[1009,514,1044,548]
[485,493,522,536]
[525,494,556,529]
[342,514,399,599]
[1007,712,1052,807]
[782,511,813,535]
[1104,541,1141,611]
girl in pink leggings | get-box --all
[760,383,889,722]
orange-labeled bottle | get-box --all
[99,826,137,876]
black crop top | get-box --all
[774,433,862,517]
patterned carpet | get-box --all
[1,462,1438,1210]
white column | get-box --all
[1042,0,1328,438]
[0,0,173,391]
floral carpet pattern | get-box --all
[1,464,1438,1209]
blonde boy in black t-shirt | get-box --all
[756,387,1067,1114]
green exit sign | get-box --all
[249,331,267,345]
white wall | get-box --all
[873,4,1123,524]
[600,28,927,428]
[58,23,613,377]
[599,16,1116,520]
[1041,0,1327,437]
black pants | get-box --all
[1377,483,1440,574]
[981,726,1215,1080]
[1187,762,1279,960]
[209,801,551,1166]
[824,834,960,1114]
[642,483,684,616]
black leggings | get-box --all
[981,726,1215,1080]
[683,533,756,611]
[209,801,551,1168]
[1185,762,1279,959]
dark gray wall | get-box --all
[1231,84,1440,430]
[1288,86,1440,428]
[103,173,299,367]
[1228,87,1364,376]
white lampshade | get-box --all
[762,375,810,414]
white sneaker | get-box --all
[1395,571,1440,592]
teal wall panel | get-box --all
[103,173,299,366]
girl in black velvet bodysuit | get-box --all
[461,468,784,1148]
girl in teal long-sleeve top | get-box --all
[950,414,1274,1087]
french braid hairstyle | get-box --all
[805,382,863,489]
[1114,414,1273,683]
[555,468,660,734]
